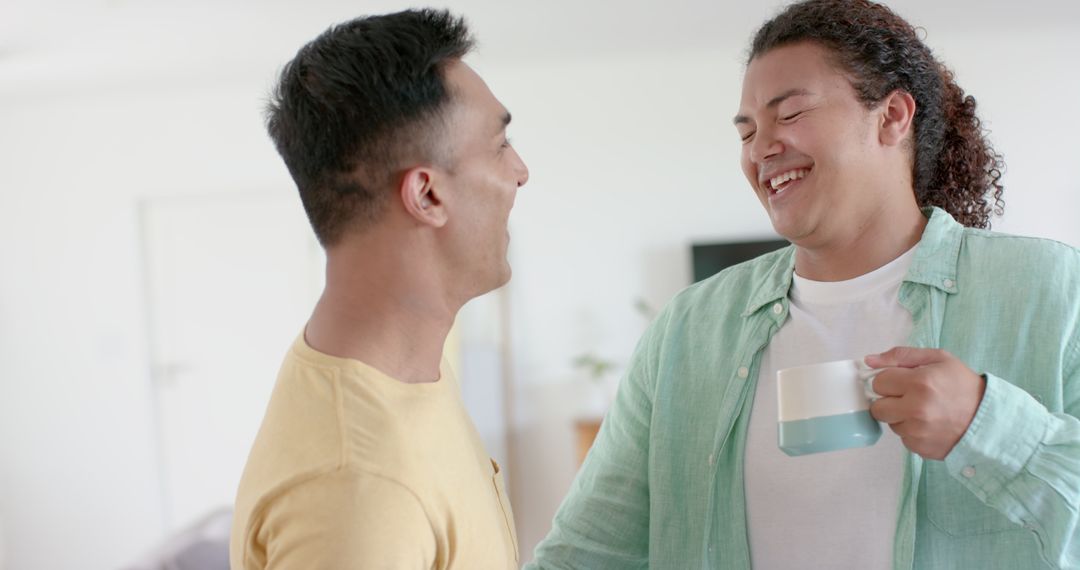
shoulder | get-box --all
[958,227,1080,284]
[952,228,1080,358]
[244,469,435,568]
[961,226,1080,260]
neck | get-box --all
[305,235,457,384]
[794,201,927,282]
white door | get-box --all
[140,191,323,531]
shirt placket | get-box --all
[704,298,790,568]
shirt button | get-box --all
[961,466,976,478]
[943,278,955,289]
[707,453,715,466]
[772,302,783,315]
[737,366,749,379]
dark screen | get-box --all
[691,239,789,283]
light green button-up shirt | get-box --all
[528,208,1080,569]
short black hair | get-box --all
[266,9,474,246]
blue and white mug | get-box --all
[777,359,883,456]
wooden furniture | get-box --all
[573,418,604,465]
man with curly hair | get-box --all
[529,1,1080,568]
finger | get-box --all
[880,419,914,441]
[888,422,911,441]
[867,368,915,398]
[865,346,946,369]
[869,395,906,424]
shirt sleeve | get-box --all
[526,316,664,569]
[257,469,437,570]
[944,335,1080,569]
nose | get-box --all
[514,150,530,188]
[748,125,783,164]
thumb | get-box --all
[865,346,944,369]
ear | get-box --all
[399,166,448,228]
[878,89,916,147]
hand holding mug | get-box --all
[865,347,986,461]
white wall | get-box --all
[0,80,291,570]
[0,1,1077,569]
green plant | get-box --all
[572,353,616,383]
[571,297,658,384]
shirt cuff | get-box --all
[944,373,1051,501]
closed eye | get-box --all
[740,131,755,143]
[780,110,804,121]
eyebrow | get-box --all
[733,88,812,125]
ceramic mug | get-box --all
[776,359,883,456]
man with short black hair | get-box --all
[231,9,528,569]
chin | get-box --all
[495,265,512,288]
[767,216,795,241]
[768,210,811,242]
[472,265,512,299]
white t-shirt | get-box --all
[745,246,916,570]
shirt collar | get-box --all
[742,246,797,317]
[741,206,963,317]
[905,206,963,294]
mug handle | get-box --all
[856,360,885,402]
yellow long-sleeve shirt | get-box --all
[231,334,518,569]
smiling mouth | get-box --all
[766,167,811,196]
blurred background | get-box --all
[1,0,1078,568]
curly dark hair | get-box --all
[749,0,1004,229]
[267,9,474,246]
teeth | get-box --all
[769,168,808,191]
